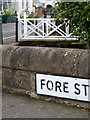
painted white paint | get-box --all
[36,73,90,102]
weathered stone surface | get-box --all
[1,45,90,109]
[0,45,2,67]
[2,45,19,68]
[2,68,35,91]
[1,45,90,78]
[0,67,2,87]
[2,86,90,109]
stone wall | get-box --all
[1,45,90,109]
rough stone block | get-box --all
[2,68,35,91]
[0,45,2,67]
[2,45,19,68]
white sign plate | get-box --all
[36,73,90,102]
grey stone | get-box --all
[0,45,2,67]
[1,45,90,109]
[2,45,90,78]
[2,45,19,68]
[2,68,35,91]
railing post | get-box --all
[46,19,49,35]
[0,14,3,44]
[35,17,38,36]
[17,12,21,41]
[16,15,18,42]
[44,19,46,34]
[65,20,70,38]
[24,12,27,38]
[42,19,45,38]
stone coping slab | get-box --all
[1,45,90,79]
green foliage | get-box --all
[54,2,90,43]
[27,13,34,18]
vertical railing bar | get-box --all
[65,21,70,38]
[16,16,18,42]
[24,12,27,38]
[42,20,44,38]
[46,20,49,37]
[17,12,22,41]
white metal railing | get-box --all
[17,13,77,41]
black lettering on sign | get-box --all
[63,82,69,93]
[47,80,54,91]
[82,84,89,96]
[41,79,45,89]
[55,81,62,92]
[74,83,80,95]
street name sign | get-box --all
[36,73,90,102]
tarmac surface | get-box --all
[2,91,89,119]
[2,23,16,45]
